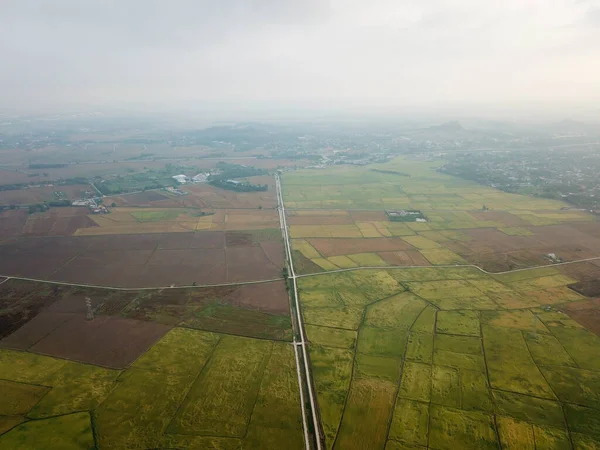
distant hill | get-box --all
[426,121,466,132]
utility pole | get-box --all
[85,297,94,321]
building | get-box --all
[172,174,189,184]
[192,173,209,183]
[226,179,241,185]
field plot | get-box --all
[283,159,600,272]
[0,207,97,240]
[283,159,568,211]
[0,184,91,206]
[69,207,280,235]
[106,177,277,209]
[0,328,303,449]
[0,229,283,287]
[299,267,600,449]
[0,278,293,350]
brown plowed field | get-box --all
[468,211,529,226]
[560,262,600,282]
[349,211,389,221]
[443,224,600,271]
[562,299,600,336]
[104,190,170,206]
[0,280,69,338]
[0,184,91,205]
[308,237,415,257]
[0,209,28,239]
[287,215,354,225]
[25,314,171,368]
[0,231,283,287]
[0,208,97,239]
[378,251,431,266]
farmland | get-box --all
[3,145,600,450]
[286,160,600,273]
[0,272,300,448]
[282,157,600,449]
[0,330,303,449]
[298,266,600,449]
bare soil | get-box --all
[29,314,171,368]
[0,231,283,287]
[309,237,414,257]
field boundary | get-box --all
[295,256,600,279]
[0,275,285,291]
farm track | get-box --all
[0,274,285,291]
[295,255,600,279]
[1,255,597,291]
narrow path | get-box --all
[276,174,322,450]
[0,275,284,291]
[295,256,600,279]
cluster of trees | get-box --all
[209,179,267,192]
[214,162,267,178]
[208,162,268,192]
[28,163,68,169]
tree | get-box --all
[111,202,116,207]
[258,205,262,210]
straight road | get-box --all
[276,173,323,450]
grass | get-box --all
[364,292,425,329]
[405,332,434,364]
[388,398,429,446]
[433,349,486,372]
[357,327,408,358]
[398,362,432,402]
[0,349,66,384]
[420,248,465,265]
[306,324,357,349]
[481,310,549,333]
[0,412,94,450]
[169,336,272,436]
[483,326,556,399]
[355,352,402,381]
[312,257,340,271]
[333,378,397,450]
[130,208,186,222]
[182,303,293,341]
[241,343,304,449]
[0,380,48,416]
[540,365,600,408]
[347,252,388,267]
[94,368,197,448]
[293,239,322,259]
[436,310,480,336]
[132,327,220,377]
[402,235,442,250]
[309,345,354,449]
[496,416,535,449]
[328,255,359,268]
[435,334,481,354]
[492,390,565,427]
[428,405,498,450]
[28,362,120,419]
[431,365,461,408]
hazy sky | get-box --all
[2,0,600,115]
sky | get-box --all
[1,0,600,117]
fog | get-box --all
[2,0,600,118]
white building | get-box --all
[192,173,209,183]
[172,174,189,184]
